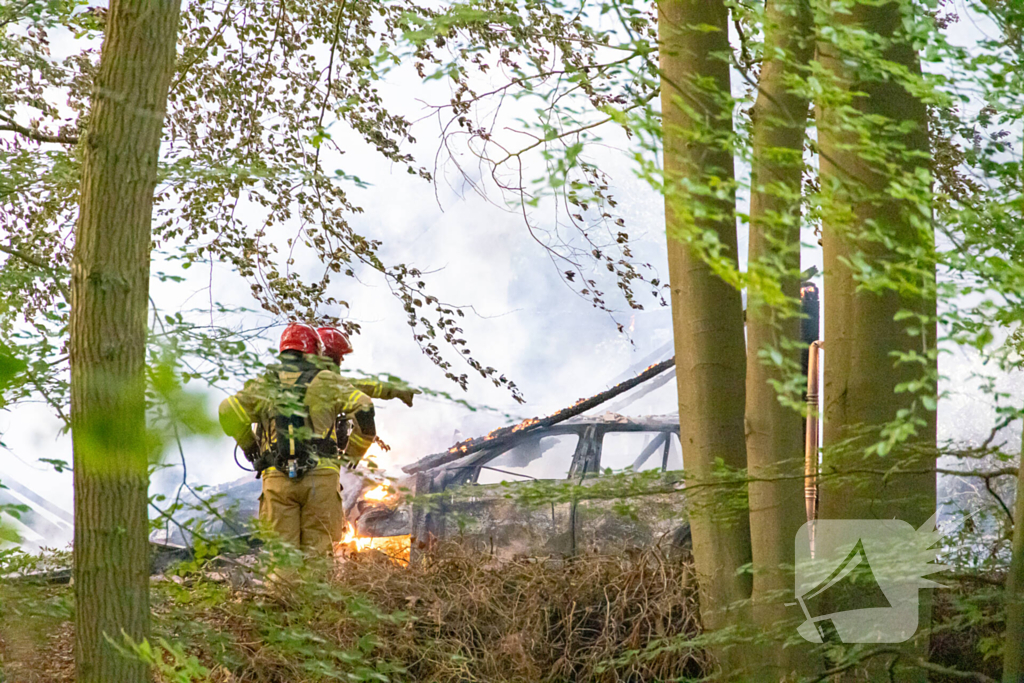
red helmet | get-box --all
[317,327,353,365]
[279,323,321,355]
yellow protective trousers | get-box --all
[259,467,345,555]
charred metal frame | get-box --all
[404,415,682,559]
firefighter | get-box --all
[218,323,377,555]
[317,326,418,409]
[316,326,418,513]
[316,326,417,467]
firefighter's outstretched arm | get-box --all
[351,379,419,407]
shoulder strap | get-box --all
[271,358,320,394]
[296,365,322,392]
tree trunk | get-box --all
[816,0,936,678]
[71,1,181,682]
[1004,432,1024,683]
[659,0,753,663]
[745,0,814,677]
[817,0,936,521]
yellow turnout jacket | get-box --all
[219,353,376,470]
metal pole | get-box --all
[805,341,822,554]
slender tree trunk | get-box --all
[71,1,181,681]
[816,0,936,678]
[745,0,814,677]
[659,0,753,667]
[1004,434,1024,683]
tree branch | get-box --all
[812,648,996,683]
[984,473,1016,527]
[0,244,70,299]
[0,119,78,145]
[937,467,1019,479]
[947,571,1005,587]
[908,657,996,683]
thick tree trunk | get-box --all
[817,0,935,521]
[71,1,181,682]
[816,0,936,678]
[659,0,753,660]
[1004,435,1024,683]
[745,0,813,677]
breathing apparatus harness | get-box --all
[241,355,337,479]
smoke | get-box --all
[2,5,1017,551]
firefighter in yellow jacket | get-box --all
[318,326,417,406]
[316,326,417,467]
[218,323,376,555]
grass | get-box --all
[1,542,705,683]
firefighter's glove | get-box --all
[398,388,420,407]
[241,441,261,465]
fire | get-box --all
[337,483,407,561]
[340,522,374,551]
[361,441,395,472]
[511,417,539,432]
[362,483,391,501]
[338,522,411,564]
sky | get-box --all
[0,1,1021,551]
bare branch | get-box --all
[984,474,1016,527]
[947,571,1005,587]
[0,116,78,145]
[937,466,1019,479]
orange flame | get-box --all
[511,417,539,432]
[340,523,374,552]
[362,484,391,502]
[338,522,411,564]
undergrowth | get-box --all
[1,534,1008,683]
[0,542,706,683]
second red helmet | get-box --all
[279,323,321,355]
[317,327,353,365]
